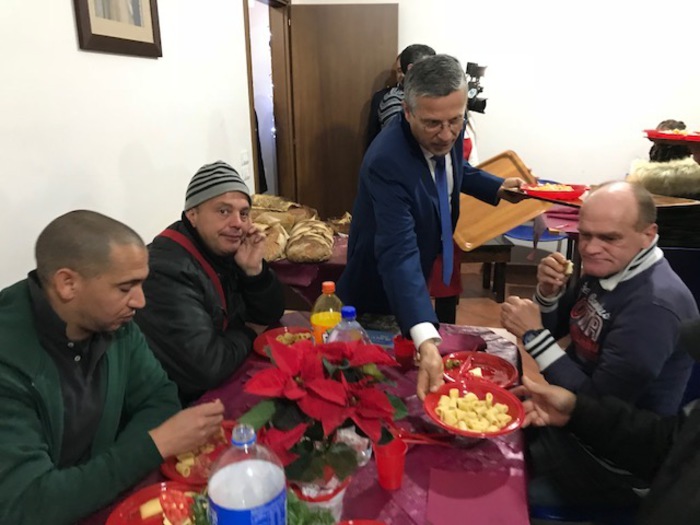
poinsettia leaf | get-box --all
[321,357,340,377]
[298,393,350,436]
[238,399,276,430]
[325,442,359,481]
[305,421,325,442]
[269,340,303,376]
[300,350,325,382]
[272,401,307,431]
[359,363,385,381]
[287,451,326,483]
[355,389,395,419]
[378,426,394,445]
[317,341,349,364]
[285,450,315,483]
[348,342,399,367]
[386,393,408,421]
[245,368,288,397]
[351,414,382,442]
[306,378,347,405]
[264,423,308,452]
[282,380,307,400]
[340,367,364,383]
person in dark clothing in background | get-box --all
[365,44,436,149]
[136,161,284,404]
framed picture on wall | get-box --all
[73,0,162,58]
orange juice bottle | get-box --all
[310,281,343,343]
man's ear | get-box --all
[185,208,197,226]
[53,268,80,302]
[642,223,658,247]
[403,100,411,121]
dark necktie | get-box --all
[434,155,453,285]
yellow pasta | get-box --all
[536,183,574,192]
[435,390,512,433]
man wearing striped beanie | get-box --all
[135,161,284,404]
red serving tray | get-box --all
[424,380,524,439]
[521,184,588,201]
[106,481,195,525]
[252,326,313,358]
[159,420,235,487]
[442,351,518,388]
[645,129,700,143]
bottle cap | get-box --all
[231,424,257,447]
[321,281,336,294]
[340,305,356,320]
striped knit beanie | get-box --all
[184,161,251,210]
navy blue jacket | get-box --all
[338,113,503,334]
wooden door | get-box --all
[286,4,398,219]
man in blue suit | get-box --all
[338,54,523,400]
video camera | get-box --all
[466,62,487,114]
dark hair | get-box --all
[649,119,691,162]
[592,181,657,229]
[403,54,466,112]
[399,44,436,76]
[35,210,145,284]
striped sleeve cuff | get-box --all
[524,329,565,371]
[534,284,565,313]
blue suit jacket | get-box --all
[337,113,503,335]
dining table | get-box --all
[82,314,530,525]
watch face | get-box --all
[523,330,540,344]
[468,88,478,99]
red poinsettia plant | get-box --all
[239,338,407,485]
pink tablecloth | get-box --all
[269,236,348,306]
[83,321,529,525]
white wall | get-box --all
[0,0,253,285]
[3,0,699,285]
[296,0,700,182]
[398,0,700,183]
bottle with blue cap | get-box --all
[207,423,286,525]
[326,306,371,344]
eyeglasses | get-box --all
[420,116,466,134]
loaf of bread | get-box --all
[327,212,352,236]
[286,219,334,263]
[253,216,289,262]
[251,194,319,234]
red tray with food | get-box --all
[645,129,700,143]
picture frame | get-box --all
[73,0,162,58]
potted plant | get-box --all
[239,338,407,520]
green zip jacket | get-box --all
[0,279,181,524]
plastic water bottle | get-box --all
[310,281,343,344]
[326,306,371,344]
[207,424,286,525]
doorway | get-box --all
[244,1,398,218]
[247,0,278,195]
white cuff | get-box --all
[410,322,442,351]
[524,329,566,371]
[534,283,565,313]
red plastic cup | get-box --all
[393,335,415,371]
[374,437,408,490]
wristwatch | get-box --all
[522,328,546,345]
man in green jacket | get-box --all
[0,210,225,524]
